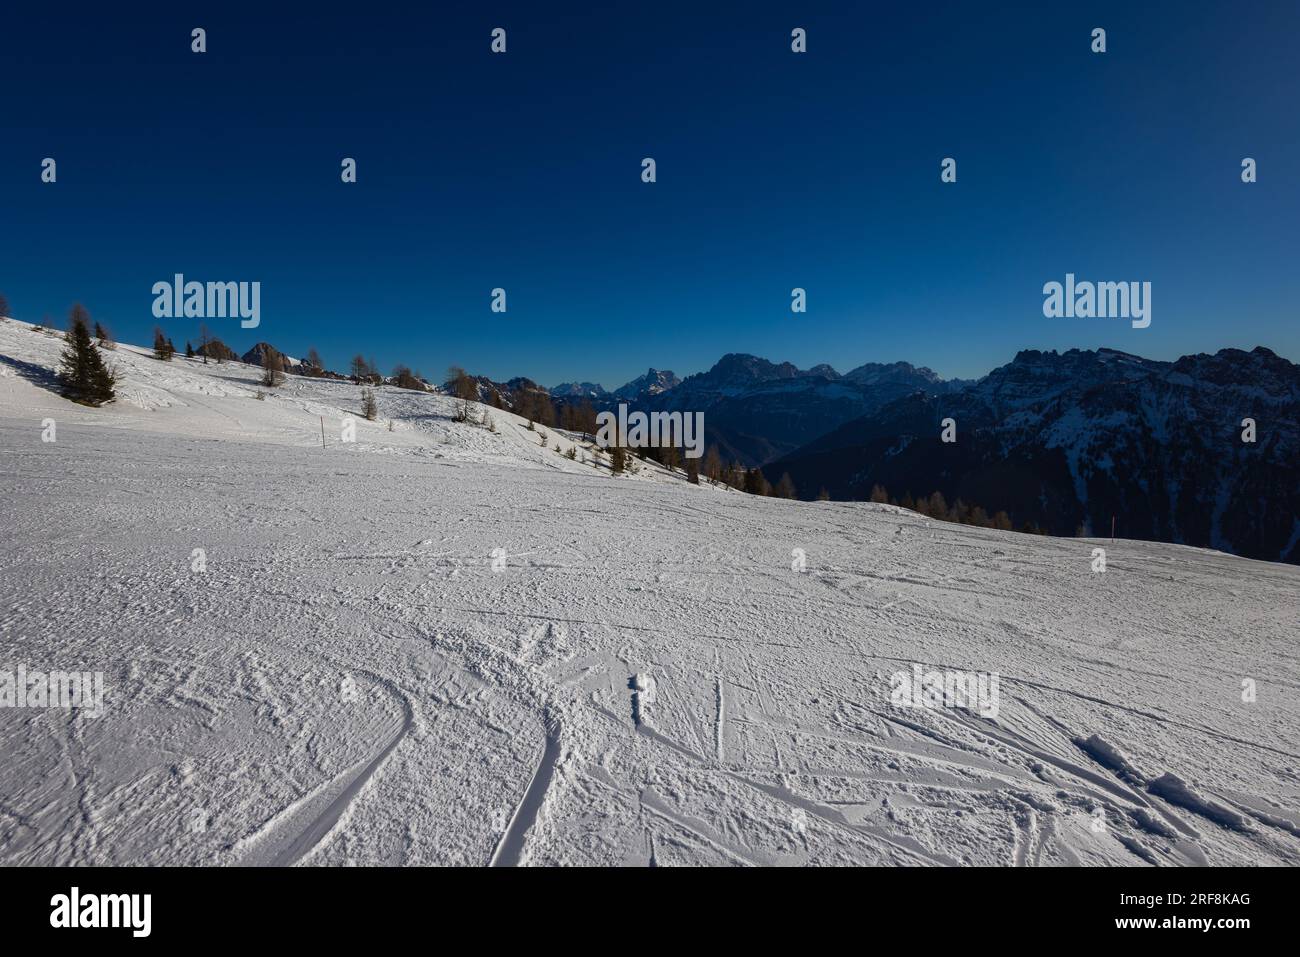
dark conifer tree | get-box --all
[59,305,116,406]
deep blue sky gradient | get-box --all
[2,1,1297,388]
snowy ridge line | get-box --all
[0,317,702,488]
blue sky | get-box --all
[2,1,1297,388]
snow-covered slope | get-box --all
[1,319,1297,867]
[0,319,693,480]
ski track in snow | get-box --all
[2,318,1299,866]
[489,727,562,867]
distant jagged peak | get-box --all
[613,367,680,399]
[549,380,608,398]
[806,363,841,380]
[842,360,943,385]
[707,353,800,381]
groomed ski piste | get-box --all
[2,318,1297,867]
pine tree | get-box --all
[686,454,700,484]
[185,341,194,358]
[0,292,9,319]
[817,487,831,501]
[776,473,797,499]
[59,305,116,406]
[869,484,889,503]
[610,445,627,475]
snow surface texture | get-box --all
[1,318,1298,866]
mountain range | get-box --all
[764,346,1300,563]
[549,354,969,466]
[542,346,1299,564]
[225,339,1300,565]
